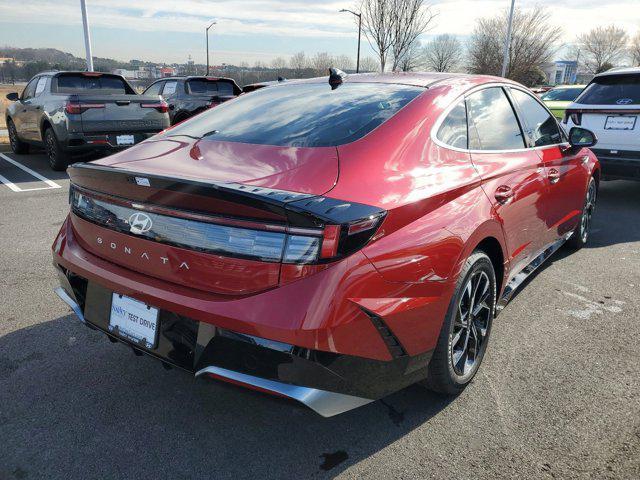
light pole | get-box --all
[206,20,216,75]
[80,0,94,71]
[501,0,516,78]
[340,9,361,73]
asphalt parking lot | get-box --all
[0,147,638,480]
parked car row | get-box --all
[4,71,244,170]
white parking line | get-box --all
[0,153,61,192]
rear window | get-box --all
[55,74,133,94]
[187,79,236,96]
[166,83,423,147]
[578,75,640,105]
[541,87,584,102]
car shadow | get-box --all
[0,314,456,479]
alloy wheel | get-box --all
[580,180,597,243]
[8,122,18,150]
[450,270,493,377]
[45,131,57,162]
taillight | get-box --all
[141,100,169,113]
[64,101,105,114]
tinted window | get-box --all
[510,89,562,147]
[437,101,467,149]
[541,87,584,102]
[466,87,525,150]
[22,78,38,100]
[166,83,423,147]
[56,74,131,94]
[144,82,163,96]
[187,79,235,96]
[578,75,640,105]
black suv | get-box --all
[143,76,241,125]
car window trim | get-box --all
[22,77,40,101]
[431,82,569,154]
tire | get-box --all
[7,119,30,154]
[44,127,70,171]
[423,250,496,395]
[171,112,190,126]
[566,177,597,250]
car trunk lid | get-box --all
[66,141,340,295]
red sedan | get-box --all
[52,72,600,416]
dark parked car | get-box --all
[53,73,599,417]
[5,71,170,170]
[242,77,287,94]
[143,76,241,125]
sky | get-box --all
[0,0,638,65]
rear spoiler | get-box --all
[67,163,384,229]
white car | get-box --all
[564,67,640,180]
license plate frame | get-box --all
[604,115,637,131]
[116,134,136,146]
[108,293,159,349]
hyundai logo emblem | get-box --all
[616,98,633,105]
[128,212,153,234]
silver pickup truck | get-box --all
[5,71,171,170]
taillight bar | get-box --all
[65,102,105,114]
[141,100,169,113]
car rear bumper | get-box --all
[64,131,161,151]
[52,216,442,415]
[591,148,640,180]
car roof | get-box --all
[550,84,586,89]
[154,76,237,82]
[595,67,640,78]
[271,72,511,89]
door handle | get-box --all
[494,185,513,204]
[548,168,560,184]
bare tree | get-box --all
[422,34,463,72]
[467,7,561,85]
[270,57,287,71]
[359,56,380,72]
[289,51,307,75]
[397,43,423,71]
[335,54,355,71]
[631,33,640,66]
[360,0,394,72]
[311,52,335,75]
[360,0,434,72]
[576,25,628,74]
[389,0,436,71]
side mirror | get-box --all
[6,92,19,101]
[569,127,597,148]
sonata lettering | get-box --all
[95,237,189,270]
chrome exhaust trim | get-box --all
[195,366,374,417]
[53,286,86,324]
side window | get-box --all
[22,78,39,100]
[35,77,48,96]
[466,87,525,150]
[436,101,467,149]
[162,81,178,96]
[510,89,562,147]
[144,82,163,96]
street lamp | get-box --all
[500,0,516,78]
[206,20,217,75]
[339,9,361,73]
[80,0,94,71]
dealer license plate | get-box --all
[109,293,159,349]
[604,116,637,130]
[116,134,135,145]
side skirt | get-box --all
[497,233,572,312]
